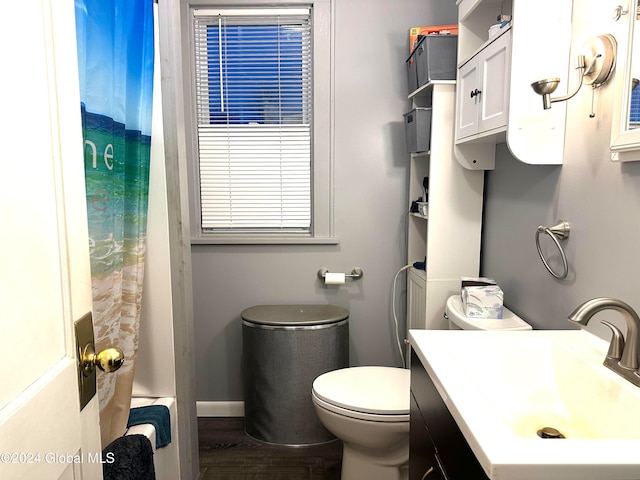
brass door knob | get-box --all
[80,343,125,376]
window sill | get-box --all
[191,235,340,245]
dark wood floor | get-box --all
[198,417,343,480]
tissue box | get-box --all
[461,277,504,319]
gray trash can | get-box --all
[241,304,349,445]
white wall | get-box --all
[482,0,640,339]
[190,0,458,403]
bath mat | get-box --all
[103,434,155,480]
[127,405,171,449]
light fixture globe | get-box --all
[531,78,561,95]
[531,78,561,109]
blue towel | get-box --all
[127,405,171,449]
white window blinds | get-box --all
[193,8,312,232]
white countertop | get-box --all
[409,329,640,480]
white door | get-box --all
[0,1,102,479]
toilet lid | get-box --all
[312,366,410,416]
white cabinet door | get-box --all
[478,31,510,133]
[455,30,511,142]
[456,59,480,140]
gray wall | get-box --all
[482,0,640,340]
[191,0,458,401]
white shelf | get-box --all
[457,23,511,68]
[405,83,484,331]
[408,80,456,100]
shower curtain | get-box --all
[75,0,155,447]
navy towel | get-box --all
[127,405,172,449]
[103,434,155,480]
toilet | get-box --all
[312,366,410,480]
[312,295,532,480]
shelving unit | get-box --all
[405,82,484,336]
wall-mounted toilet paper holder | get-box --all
[317,268,364,281]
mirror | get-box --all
[632,75,639,128]
[628,2,639,130]
[611,0,640,161]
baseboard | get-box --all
[196,401,244,417]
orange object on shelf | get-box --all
[409,24,458,53]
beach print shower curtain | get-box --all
[75,0,154,447]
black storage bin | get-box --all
[241,304,349,445]
[404,107,432,153]
[414,35,458,88]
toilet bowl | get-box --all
[312,366,410,480]
[312,296,532,479]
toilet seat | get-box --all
[312,366,410,422]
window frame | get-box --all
[184,0,337,245]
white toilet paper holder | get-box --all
[317,268,363,281]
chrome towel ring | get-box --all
[535,220,571,279]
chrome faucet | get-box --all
[568,297,640,387]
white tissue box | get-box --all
[461,277,504,319]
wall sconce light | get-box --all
[531,34,617,115]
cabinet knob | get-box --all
[470,89,482,98]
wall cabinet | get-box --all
[405,82,483,337]
[610,0,640,161]
[456,29,510,141]
[454,0,573,169]
[410,349,489,480]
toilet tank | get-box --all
[445,295,532,331]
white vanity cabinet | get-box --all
[454,0,573,169]
[405,82,483,337]
[456,28,511,141]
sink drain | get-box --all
[537,427,565,439]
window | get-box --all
[189,3,335,244]
[631,87,640,128]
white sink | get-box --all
[409,329,640,480]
